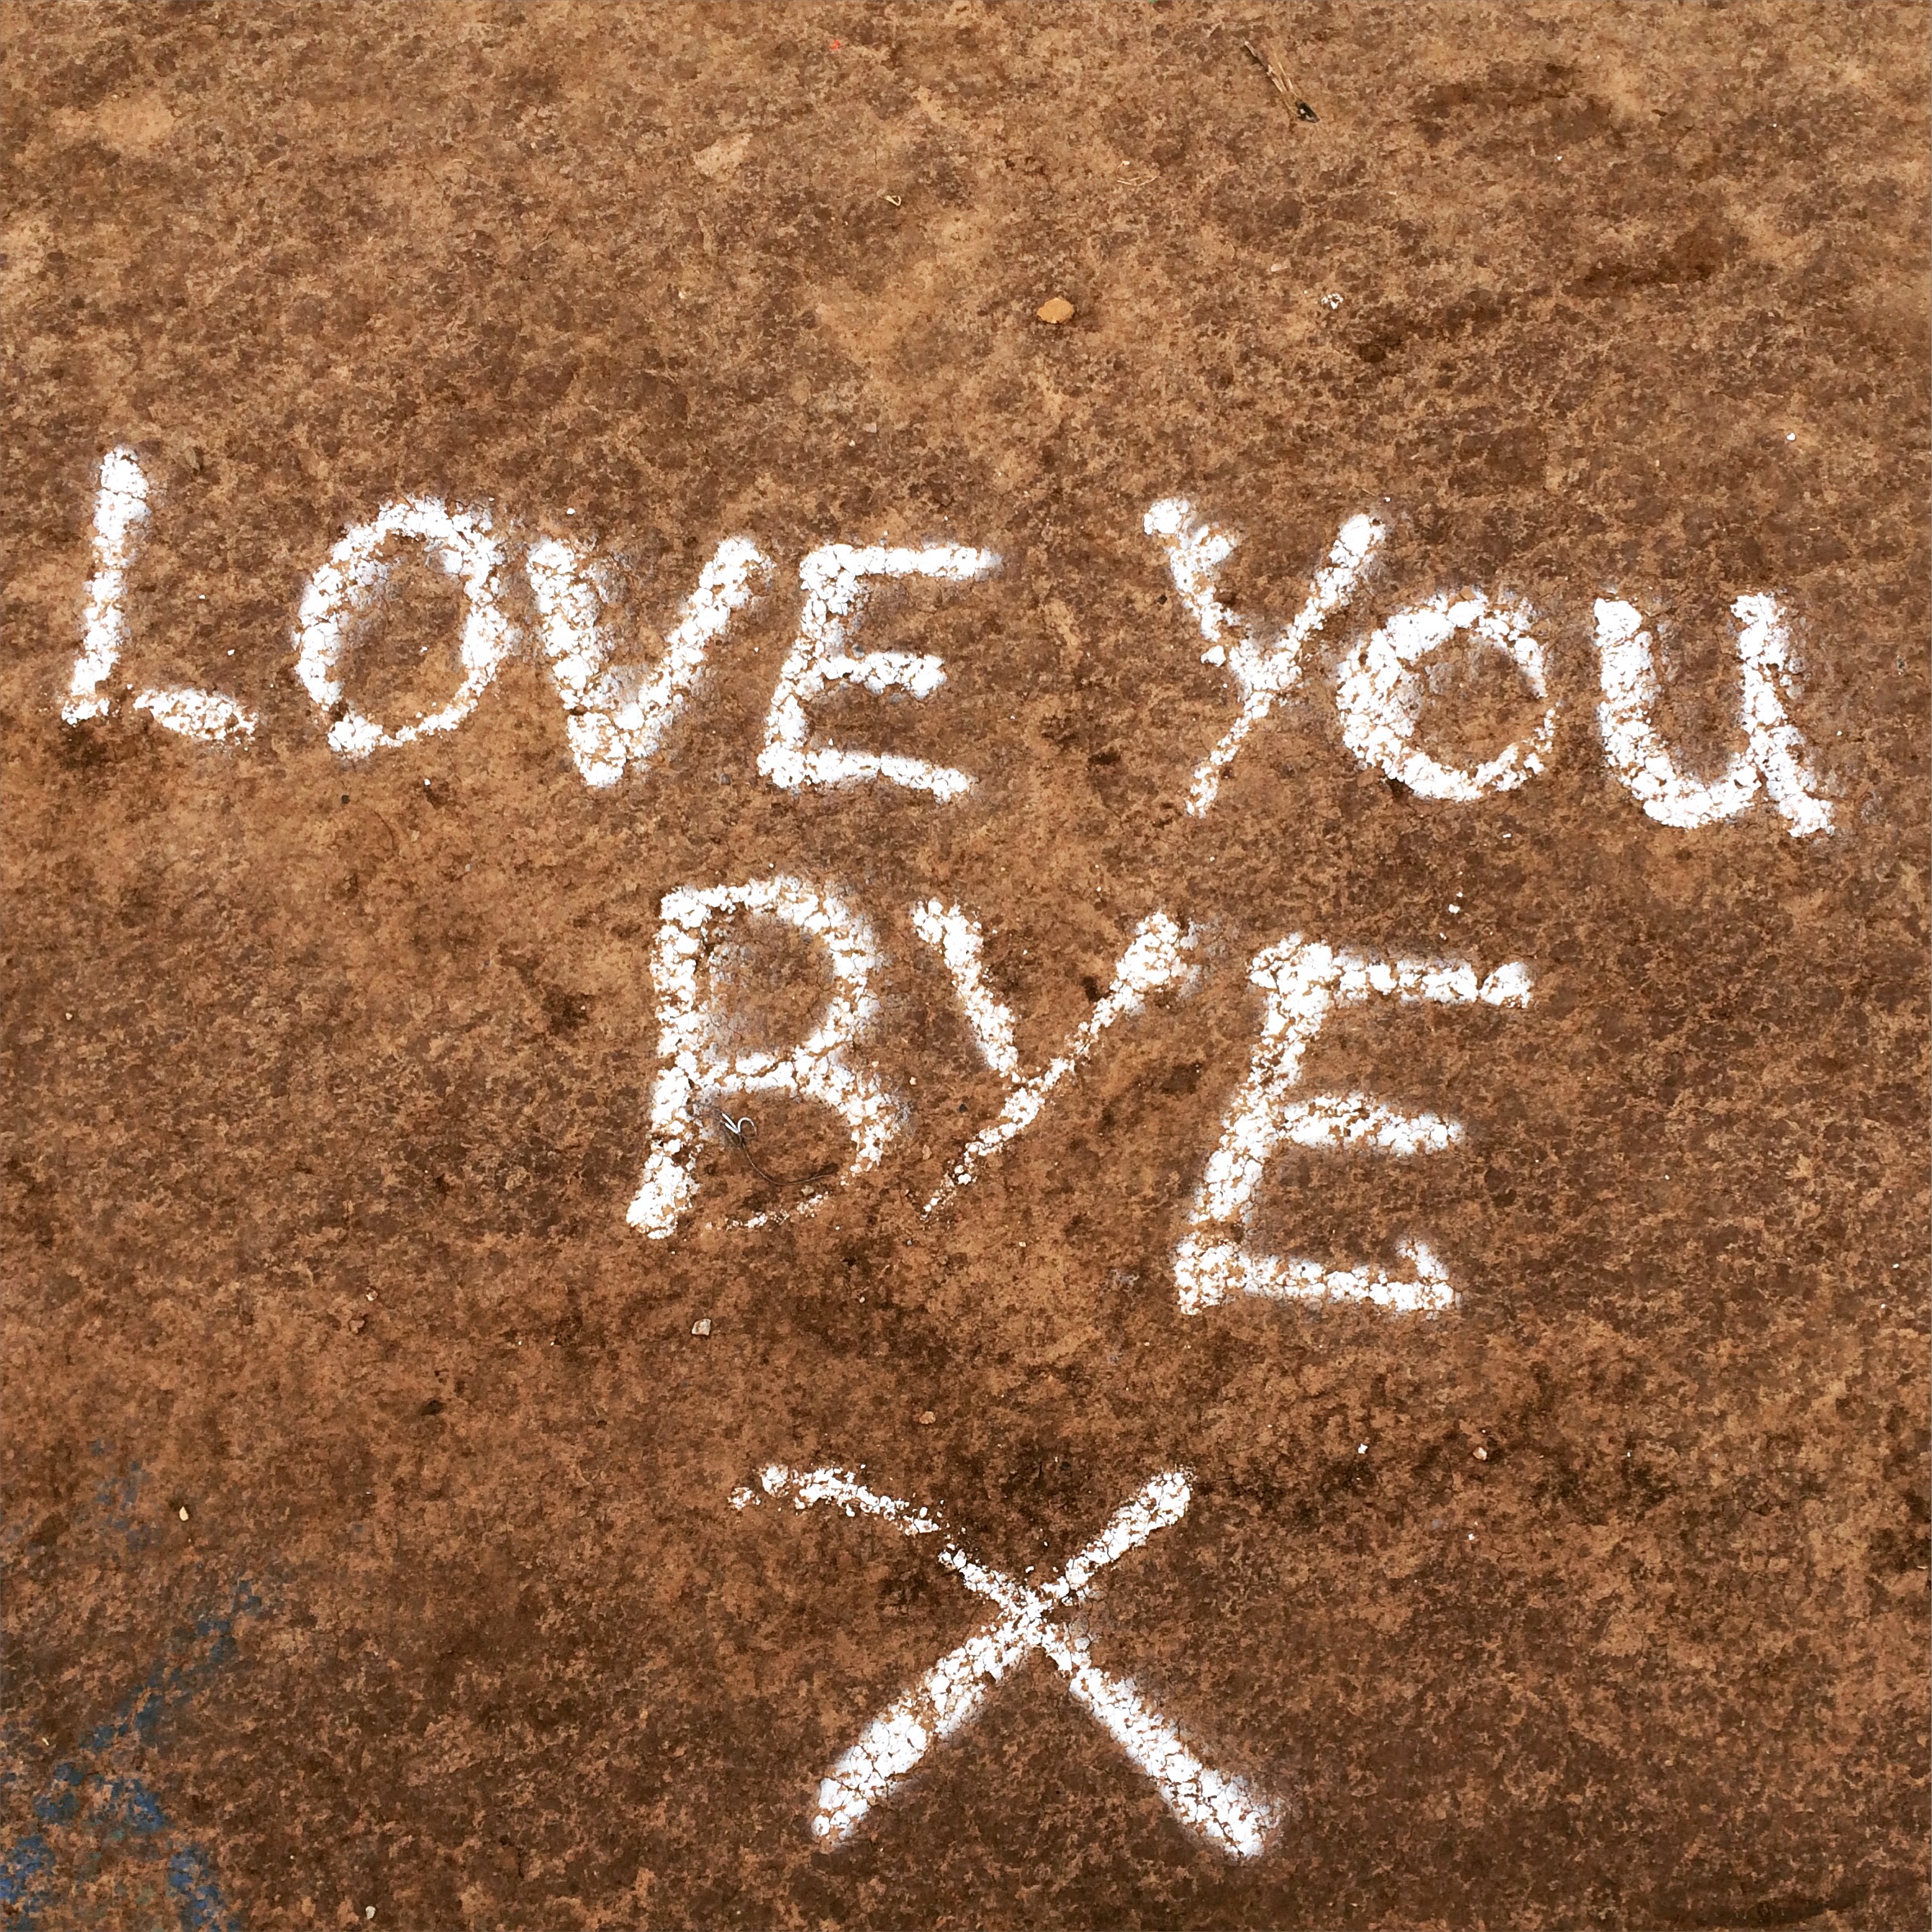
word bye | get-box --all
[630,868,1529,1319]
[63,449,1835,838]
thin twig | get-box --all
[717,1112,841,1192]
[1241,39,1319,121]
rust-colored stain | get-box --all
[3,3,1927,1926]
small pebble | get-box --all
[179,1505,189,1521]
[918,1410,936,1427]
[691,1318,712,1337]
[1036,295,1074,324]
[1474,1446,1488,1460]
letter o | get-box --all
[1334,591,1554,800]
[293,499,517,759]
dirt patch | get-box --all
[3,3,1927,1926]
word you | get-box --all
[63,450,1834,836]
[734,1463,1279,1858]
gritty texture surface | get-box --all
[2,2,1928,1926]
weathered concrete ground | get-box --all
[3,2,1927,1925]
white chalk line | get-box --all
[64,458,1839,843]
[909,900,1020,1080]
[1174,936,1531,1315]
[740,1465,1280,1858]
[759,542,999,800]
[1334,590,1555,801]
[1594,595,1833,836]
[63,447,257,740]
[527,533,771,788]
[1145,498,1384,816]
[62,448,148,725]
[923,912,1196,1213]
[733,1463,946,1536]
[627,877,895,1239]
[293,497,517,758]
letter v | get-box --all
[527,533,772,788]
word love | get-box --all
[732,1463,1280,1858]
[633,870,1527,1319]
[64,449,1834,836]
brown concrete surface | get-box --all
[3,2,1928,1925]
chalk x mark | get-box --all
[738,1465,1280,1858]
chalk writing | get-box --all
[759,542,1000,800]
[629,877,894,1238]
[736,1465,1280,1857]
[1145,496,1383,815]
[1174,937,1531,1315]
[50,458,1845,1254]
[923,912,1196,1212]
[909,900,1020,1080]
[59,453,1839,845]
[528,532,772,788]
[294,498,518,759]
[1334,590,1554,801]
[62,449,255,741]
[1594,594,1834,836]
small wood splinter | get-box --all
[1241,39,1319,121]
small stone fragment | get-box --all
[691,1318,712,1337]
[178,1505,189,1520]
[918,1410,936,1426]
[1036,295,1074,324]
[690,131,751,180]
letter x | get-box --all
[736,1464,1280,1857]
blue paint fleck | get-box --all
[31,1763,84,1826]
[0,1834,53,1908]
[89,1455,163,1552]
[170,1843,244,1932]
[103,1776,171,1836]
[1,1580,265,1929]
